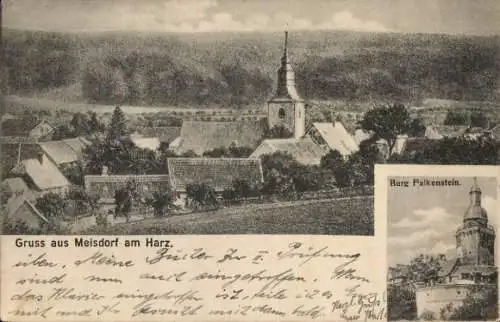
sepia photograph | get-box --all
[387,175,498,321]
[1,0,499,235]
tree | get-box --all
[145,188,176,217]
[65,186,99,216]
[106,106,127,141]
[185,182,219,209]
[445,286,498,321]
[35,193,67,227]
[470,111,489,128]
[359,103,414,155]
[444,110,468,126]
[267,124,293,139]
[114,181,139,222]
[70,112,91,136]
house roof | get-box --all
[39,137,90,165]
[134,126,181,143]
[18,157,70,190]
[170,120,267,155]
[1,177,30,196]
[426,125,469,139]
[0,116,42,136]
[84,175,170,201]
[311,122,359,156]
[130,135,161,151]
[4,194,48,223]
[250,137,326,165]
[167,158,264,192]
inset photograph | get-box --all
[387,176,498,321]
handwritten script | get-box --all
[1,236,386,321]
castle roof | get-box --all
[167,158,264,192]
[170,120,267,156]
[464,178,488,222]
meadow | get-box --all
[82,196,374,235]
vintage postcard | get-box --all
[1,0,499,321]
[380,165,499,321]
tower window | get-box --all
[278,108,286,119]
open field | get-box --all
[82,196,374,235]
[4,95,263,115]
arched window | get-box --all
[278,108,286,119]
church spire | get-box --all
[274,31,302,101]
[282,31,289,64]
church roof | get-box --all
[170,120,267,156]
[250,137,326,165]
[311,122,359,156]
[269,31,303,102]
[167,158,264,192]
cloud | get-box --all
[317,11,390,32]
[391,207,458,229]
[483,195,497,226]
[4,0,389,33]
[388,207,461,266]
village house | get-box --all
[306,122,359,157]
[0,116,54,140]
[169,120,267,156]
[84,170,170,203]
[133,126,181,145]
[39,136,91,166]
[2,193,49,231]
[167,158,264,207]
[10,152,70,195]
[250,137,326,166]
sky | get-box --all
[3,0,500,35]
[387,176,498,267]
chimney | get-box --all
[101,166,108,176]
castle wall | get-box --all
[416,284,496,318]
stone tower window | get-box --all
[278,108,286,119]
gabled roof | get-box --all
[310,122,359,156]
[1,177,30,196]
[250,137,326,165]
[4,194,48,223]
[39,137,90,165]
[17,157,70,191]
[167,158,264,192]
[134,126,181,143]
[84,174,170,201]
[425,125,469,139]
[0,117,53,137]
[170,120,267,155]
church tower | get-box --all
[267,31,305,139]
[456,178,495,266]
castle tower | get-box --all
[456,178,495,266]
[267,31,305,139]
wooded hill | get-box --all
[2,29,499,108]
